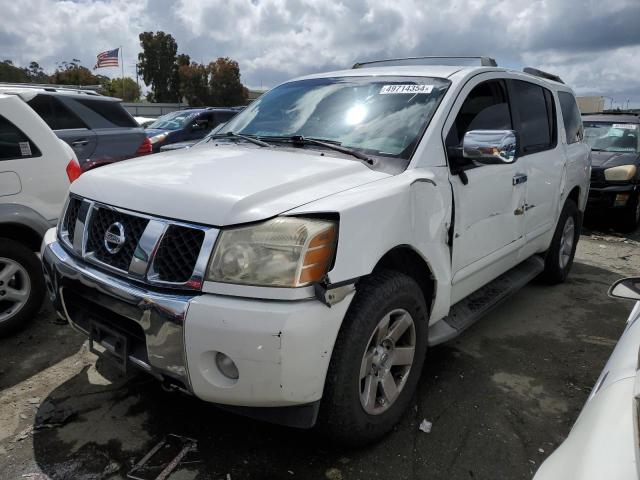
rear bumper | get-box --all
[41,228,354,425]
[587,183,638,210]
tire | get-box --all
[619,192,640,233]
[317,270,429,446]
[0,238,45,336]
[541,199,580,284]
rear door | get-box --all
[69,97,145,166]
[508,80,564,239]
[27,94,98,163]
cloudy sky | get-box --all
[2,0,640,106]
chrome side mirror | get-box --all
[608,277,640,301]
[463,130,518,164]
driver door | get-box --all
[445,78,527,302]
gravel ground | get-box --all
[1,224,638,480]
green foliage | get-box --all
[137,31,180,102]
[51,59,100,85]
[0,60,36,83]
[208,57,248,107]
[101,77,141,102]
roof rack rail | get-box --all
[522,67,564,84]
[0,82,102,96]
[352,56,498,69]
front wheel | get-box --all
[317,270,429,446]
[0,238,45,336]
[541,199,580,284]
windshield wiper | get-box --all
[208,132,272,147]
[262,135,374,165]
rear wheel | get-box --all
[318,270,428,446]
[0,239,45,336]
[541,199,580,284]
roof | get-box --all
[292,65,482,82]
[0,84,119,102]
[582,113,640,124]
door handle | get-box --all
[512,173,528,186]
[71,139,89,147]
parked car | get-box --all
[0,84,150,171]
[159,122,231,152]
[583,113,640,230]
[534,277,640,480]
[0,93,80,336]
[41,56,590,445]
[146,107,240,152]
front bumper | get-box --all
[42,229,354,418]
[587,183,638,210]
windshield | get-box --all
[584,122,639,153]
[148,111,199,131]
[218,76,450,160]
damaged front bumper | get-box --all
[41,228,354,427]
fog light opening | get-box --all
[615,193,630,207]
[215,352,239,380]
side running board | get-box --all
[428,256,545,346]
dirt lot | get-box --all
[1,225,639,480]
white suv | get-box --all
[0,93,79,335]
[41,57,590,444]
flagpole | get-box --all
[120,45,125,101]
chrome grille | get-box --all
[58,196,217,290]
[154,226,205,283]
[86,207,149,271]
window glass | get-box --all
[0,114,42,160]
[445,80,512,163]
[511,80,554,152]
[148,111,198,130]
[558,92,584,144]
[583,122,639,152]
[27,95,86,130]
[75,98,138,128]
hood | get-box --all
[160,140,196,151]
[590,150,640,169]
[70,144,389,226]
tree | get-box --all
[178,61,210,106]
[101,77,141,102]
[51,59,100,85]
[208,57,248,106]
[27,62,49,82]
[137,31,180,102]
[0,60,30,82]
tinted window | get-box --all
[76,98,138,128]
[28,94,86,130]
[558,92,583,144]
[215,111,236,124]
[511,80,555,153]
[445,80,512,164]
[0,115,41,160]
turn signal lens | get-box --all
[65,158,82,183]
[300,225,337,284]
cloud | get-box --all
[1,0,639,106]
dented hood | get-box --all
[70,143,389,226]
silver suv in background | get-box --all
[0,84,150,171]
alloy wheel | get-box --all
[359,308,416,415]
[0,257,31,324]
[559,217,575,269]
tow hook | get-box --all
[314,277,357,307]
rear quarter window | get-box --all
[0,114,42,160]
[75,99,138,128]
[558,91,584,144]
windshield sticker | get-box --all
[19,142,31,156]
[613,123,636,130]
[379,84,434,95]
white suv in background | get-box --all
[0,93,79,335]
[42,56,590,444]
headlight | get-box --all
[149,133,168,144]
[604,165,637,181]
[206,217,337,287]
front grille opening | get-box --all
[63,288,149,363]
[154,226,205,283]
[64,197,81,244]
[86,207,149,271]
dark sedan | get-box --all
[583,113,640,231]
[146,108,239,152]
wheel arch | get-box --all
[371,245,436,316]
[0,223,43,252]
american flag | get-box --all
[94,48,119,69]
